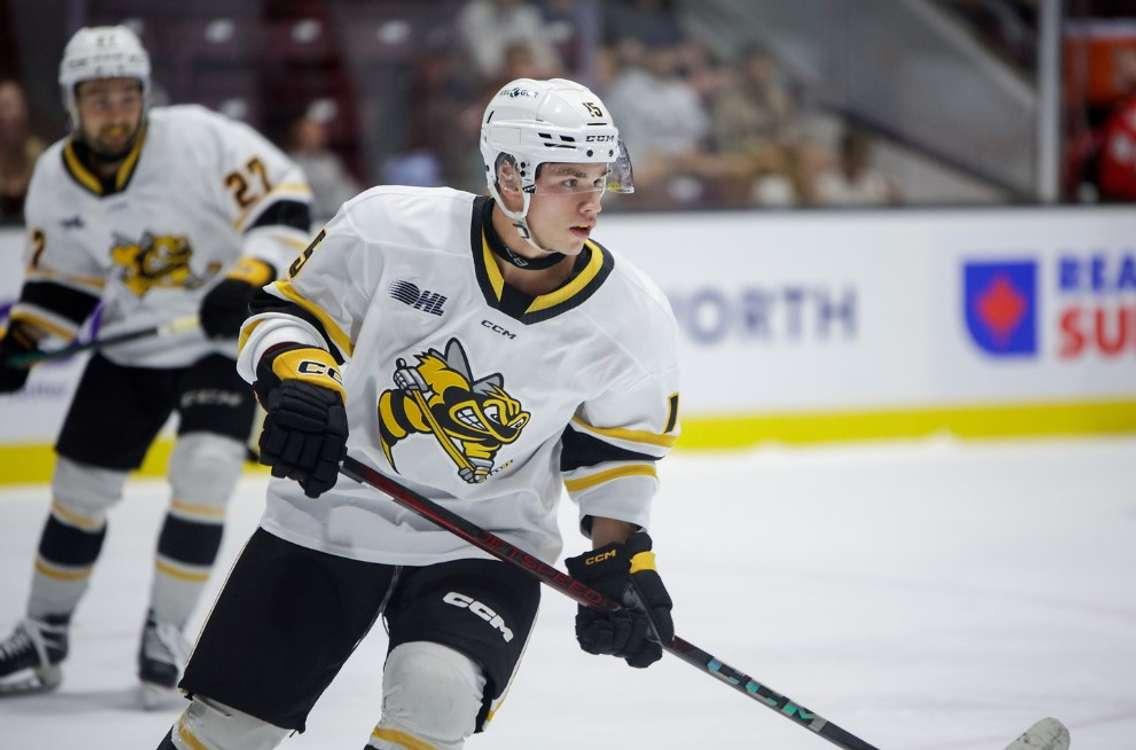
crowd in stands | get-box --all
[4,0,1131,224]
[383,0,903,213]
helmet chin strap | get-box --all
[489,182,564,258]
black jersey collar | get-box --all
[62,123,147,197]
[470,196,614,324]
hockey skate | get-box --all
[138,610,190,709]
[0,617,69,696]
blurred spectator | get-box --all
[604,41,715,207]
[459,0,561,80]
[603,0,682,47]
[813,129,901,206]
[0,79,44,224]
[287,101,360,221]
[1093,47,1136,202]
[538,0,595,73]
[712,45,794,154]
[399,43,482,192]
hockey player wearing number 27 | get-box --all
[0,27,314,707]
[154,78,683,750]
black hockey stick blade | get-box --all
[339,454,879,750]
[5,314,199,367]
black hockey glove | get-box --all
[564,531,674,668]
[253,343,348,498]
[200,257,276,339]
[0,323,40,393]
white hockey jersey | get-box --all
[13,104,312,368]
[238,187,681,565]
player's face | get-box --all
[74,78,144,159]
[526,163,607,255]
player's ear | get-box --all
[496,159,524,210]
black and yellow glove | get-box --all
[253,343,347,498]
[564,531,674,668]
[200,257,276,339]
[0,323,40,393]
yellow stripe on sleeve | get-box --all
[233,182,314,229]
[9,309,78,341]
[564,463,657,493]
[272,279,354,358]
[177,718,209,750]
[370,727,438,750]
[237,318,265,355]
[571,417,678,448]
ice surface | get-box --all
[2,437,1134,749]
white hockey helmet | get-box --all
[480,78,634,251]
[59,25,151,121]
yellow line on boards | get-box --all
[0,439,268,486]
[0,399,1134,484]
[677,399,1136,450]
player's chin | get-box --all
[562,229,591,253]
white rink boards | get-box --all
[1,438,1134,749]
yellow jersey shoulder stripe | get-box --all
[271,279,354,358]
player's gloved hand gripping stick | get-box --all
[338,455,1067,750]
[254,344,348,498]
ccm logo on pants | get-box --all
[443,591,514,642]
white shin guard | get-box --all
[168,432,246,508]
[368,642,487,750]
[51,455,129,520]
[171,696,290,750]
[150,432,245,627]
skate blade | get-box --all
[0,664,62,697]
[1004,717,1070,750]
[140,680,185,710]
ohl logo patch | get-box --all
[963,260,1038,356]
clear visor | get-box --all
[519,140,636,196]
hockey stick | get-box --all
[4,314,200,367]
[394,358,476,475]
[339,455,873,748]
[339,455,1070,750]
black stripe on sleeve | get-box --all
[246,199,312,234]
[559,425,658,472]
[248,286,345,364]
[20,280,100,326]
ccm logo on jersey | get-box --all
[443,592,514,642]
[298,360,343,383]
[481,320,516,339]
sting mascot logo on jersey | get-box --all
[378,338,530,483]
[110,232,220,295]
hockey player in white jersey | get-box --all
[0,26,312,706]
[156,78,681,750]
